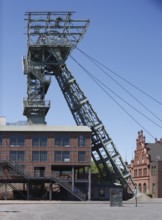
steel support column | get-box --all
[4,182,7,200]
[27,182,30,200]
[49,183,52,201]
[72,167,75,192]
[88,167,91,200]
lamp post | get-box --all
[135,185,138,207]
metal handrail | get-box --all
[0,160,87,200]
[52,175,86,201]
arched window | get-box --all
[143,183,147,193]
[139,183,142,192]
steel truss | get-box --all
[23,12,135,195]
[54,65,135,193]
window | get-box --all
[78,151,86,162]
[34,167,45,177]
[9,165,25,176]
[54,151,70,162]
[40,151,47,161]
[17,136,24,146]
[32,136,39,146]
[40,136,47,146]
[55,151,61,162]
[32,151,47,162]
[62,151,70,162]
[10,136,17,146]
[151,166,157,176]
[134,169,137,177]
[143,168,147,176]
[78,135,85,147]
[10,151,16,161]
[32,151,39,162]
[16,165,25,173]
[32,136,47,147]
[139,169,142,177]
[10,151,25,162]
[55,135,70,147]
[10,135,24,146]
[0,135,2,146]
[17,151,25,161]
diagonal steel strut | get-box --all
[54,64,136,194]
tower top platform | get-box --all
[25,11,90,52]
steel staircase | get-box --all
[52,176,86,201]
[8,182,26,199]
[0,161,29,180]
[0,161,86,200]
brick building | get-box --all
[0,125,92,200]
[128,130,162,198]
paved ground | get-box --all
[0,195,162,220]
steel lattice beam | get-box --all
[54,65,136,193]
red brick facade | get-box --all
[128,131,162,198]
[0,126,91,177]
[0,125,92,200]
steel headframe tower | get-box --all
[23,11,135,195]
[23,11,89,124]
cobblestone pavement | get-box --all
[0,197,162,220]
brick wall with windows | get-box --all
[0,126,91,178]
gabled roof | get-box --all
[146,142,162,162]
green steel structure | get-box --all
[23,11,136,196]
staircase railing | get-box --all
[52,175,86,201]
[0,161,87,201]
[0,160,29,180]
[7,182,26,199]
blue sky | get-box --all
[1,0,162,162]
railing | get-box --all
[0,162,90,180]
[0,160,87,200]
[23,98,51,108]
[7,183,26,199]
[52,175,86,201]
[23,57,52,82]
[32,37,72,47]
[0,160,30,180]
